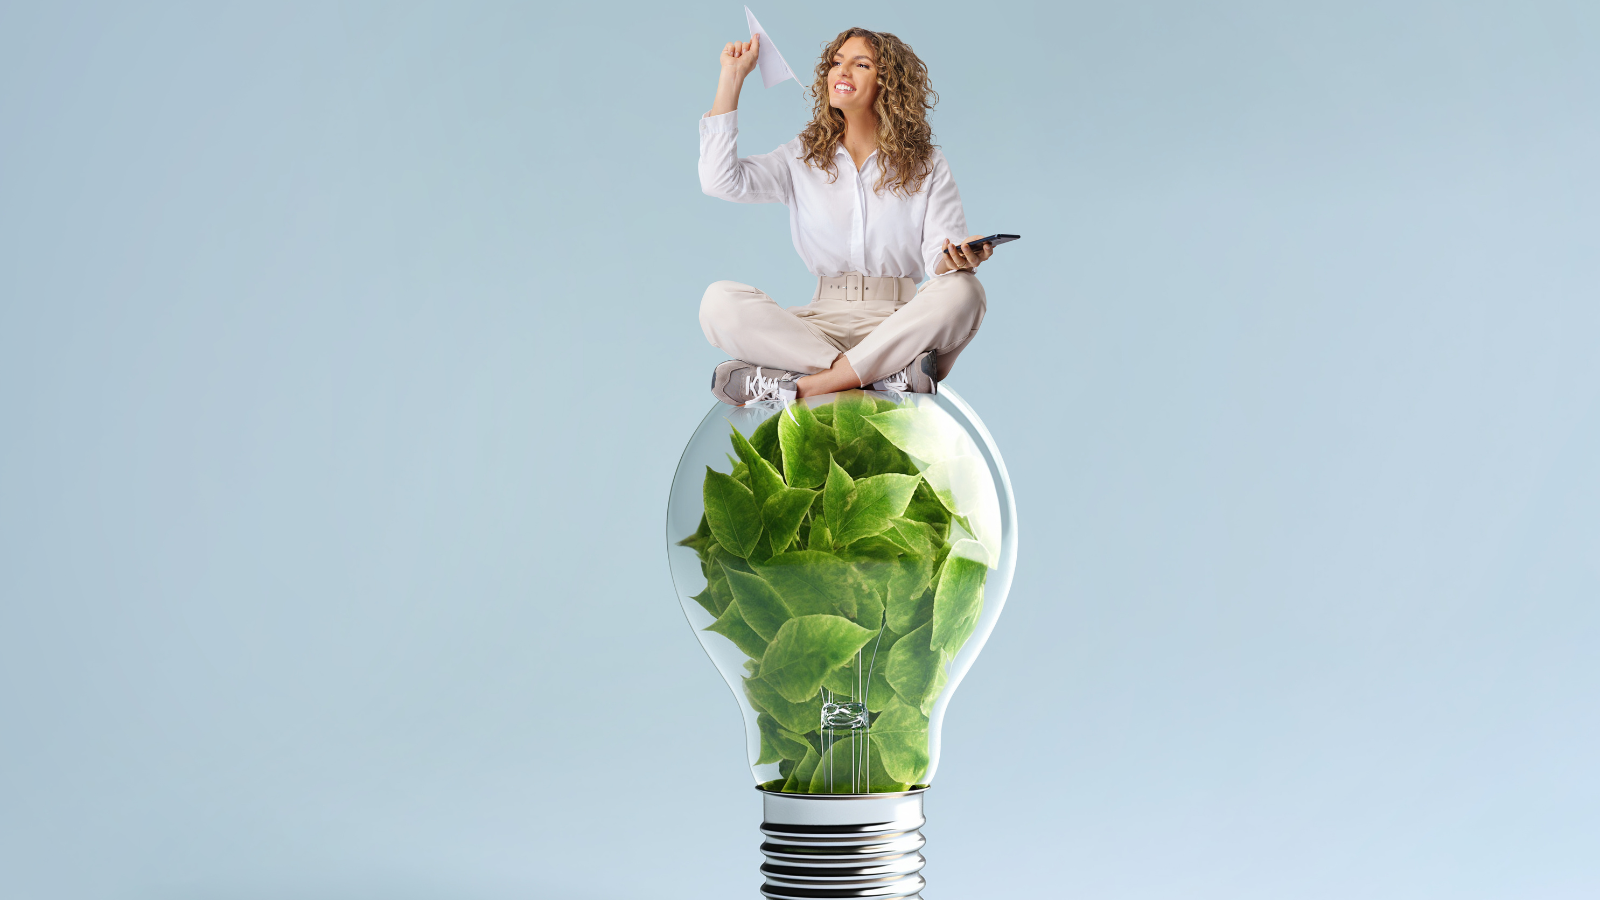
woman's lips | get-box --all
[834,82,855,93]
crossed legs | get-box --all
[699,273,987,394]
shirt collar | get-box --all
[834,145,879,168]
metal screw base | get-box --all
[758,788,928,899]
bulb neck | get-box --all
[757,788,928,900]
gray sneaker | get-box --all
[711,360,803,406]
[871,349,938,394]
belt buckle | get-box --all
[845,272,862,300]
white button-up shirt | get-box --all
[699,111,968,283]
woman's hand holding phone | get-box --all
[936,234,996,274]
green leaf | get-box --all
[862,407,955,462]
[832,390,877,444]
[689,588,720,618]
[704,567,733,617]
[705,600,768,659]
[758,615,877,703]
[778,401,836,489]
[822,458,854,545]
[746,532,775,565]
[931,536,952,574]
[725,568,791,641]
[807,518,832,551]
[755,550,871,620]
[825,460,921,548]
[731,425,787,504]
[930,555,986,655]
[761,488,815,555]
[853,473,922,521]
[864,653,900,712]
[708,542,754,575]
[782,747,821,793]
[821,659,865,697]
[821,627,899,711]
[840,586,894,632]
[703,467,763,558]
[880,540,932,625]
[757,712,812,764]
[903,480,952,537]
[728,426,760,467]
[756,713,785,765]
[750,411,784,471]
[884,622,948,715]
[871,519,935,631]
[677,513,713,553]
[839,436,915,479]
[842,533,900,558]
[746,674,823,734]
[702,543,749,617]
[869,700,931,785]
[888,586,934,635]
[918,658,948,716]
[807,734,907,793]
[882,517,934,557]
[807,737,851,793]
[833,402,917,478]
[834,538,893,630]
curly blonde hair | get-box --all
[799,28,938,196]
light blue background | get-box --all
[2,2,1597,897]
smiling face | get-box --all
[827,35,880,114]
[801,28,936,194]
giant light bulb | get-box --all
[666,388,1017,899]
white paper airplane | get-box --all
[745,6,798,89]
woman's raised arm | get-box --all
[708,35,759,117]
[699,33,790,205]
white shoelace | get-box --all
[745,368,796,403]
[873,367,910,392]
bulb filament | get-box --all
[818,612,889,792]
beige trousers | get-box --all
[699,271,987,386]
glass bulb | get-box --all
[665,388,1017,795]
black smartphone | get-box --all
[949,233,1020,253]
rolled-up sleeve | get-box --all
[699,111,792,204]
[919,152,969,278]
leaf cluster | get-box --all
[678,392,988,793]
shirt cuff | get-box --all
[700,110,738,133]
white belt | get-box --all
[815,272,914,303]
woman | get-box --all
[699,27,997,406]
